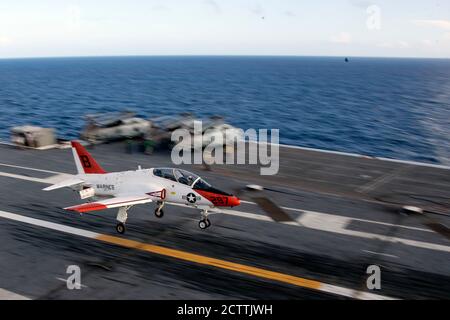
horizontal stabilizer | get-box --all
[43,178,85,191]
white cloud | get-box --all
[413,19,450,30]
[377,42,393,48]
[250,3,264,16]
[331,32,352,44]
[398,41,410,48]
[349,0,372,9]
[377,41,410,49]
[284,10,296,17]
[0,36,11,46]
[152,4,170,12]
[204,0,221,14]
[421,39,434,47]
[66,5,82,31]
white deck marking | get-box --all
[240,200,431,233]
[319,284,390,300]
[168,203,450,253]
[0,164,433,232]
[356,168,405,194]
[55,278,88,289]
[362,250,399,259]
[0,172,52,184]
[247,140,450,170]
[0,210,100,238]
[0,171,72,185]
[0,209,395,300]
[0,162,65,175]
[1,140,449,169]
[0,288,30,300]
[295,211,450,253]
[0,165,445,253]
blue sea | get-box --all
[0,56,449,165]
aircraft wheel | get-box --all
[199,219,208,230]
[155,208,164,218]
[116,222,126,234]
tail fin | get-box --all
[71,141,106,174]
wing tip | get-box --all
[64,203,108,213]
[43,185,60,191]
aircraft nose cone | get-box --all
[230,196,241,207]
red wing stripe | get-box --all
[66,203,107,213]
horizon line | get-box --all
[1,54,449,61]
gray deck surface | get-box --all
[0,142,449,300]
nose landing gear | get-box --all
[198,209,211,230]
[199,219,211,230]
[155,201,165,218]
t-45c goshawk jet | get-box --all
[43,141,241,234]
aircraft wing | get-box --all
[65,195,153,213]
[43,178,85,191]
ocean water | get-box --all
[0,56,449,165]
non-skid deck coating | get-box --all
[0,142,448,300]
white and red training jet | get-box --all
[43,141,241,234]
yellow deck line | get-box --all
[96,234,322,290]
[0,209,395,300]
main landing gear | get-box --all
[115,206,131,234]
[154,201,165,218]
[116,222,126,234]
[153,202,212,230]
[198,209,211,230]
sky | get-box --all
[0,0,449,58]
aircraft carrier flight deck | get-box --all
[0,142,449,300]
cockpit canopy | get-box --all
[152,168,232,196]
[153,168,199,186]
